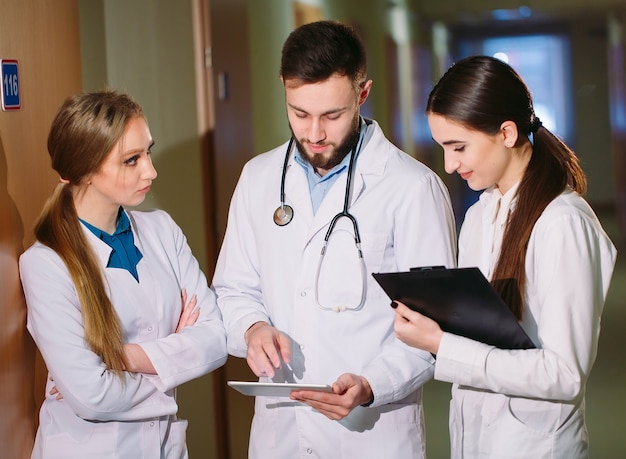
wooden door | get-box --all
[0,1,82,456]
[204,0,257,457]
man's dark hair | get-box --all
[280,20,367,88]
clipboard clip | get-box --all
[410,265,445,271]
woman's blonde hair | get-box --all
[35,90,145,374]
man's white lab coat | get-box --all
[213,120,457,458]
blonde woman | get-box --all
[20,91,227,458]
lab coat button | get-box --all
[148,326,153,332]
[306,448,313,454]
[149,421,155,427]
[300,291,306,297]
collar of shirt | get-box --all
[487,182,521,278]
[294,148,351,214]
[80,207,143,282]
[491,182,521,224]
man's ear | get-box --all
[358,79,373,106]
[500,120,519,148]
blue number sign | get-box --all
[1,59,20,111]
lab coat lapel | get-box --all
[480,187,500,276]
[309,171,350,240]
[306,151,372,245]
[127,211,158,290]
[81,224,112,267]
[293,119,385,247]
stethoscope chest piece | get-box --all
[273,204,294,226]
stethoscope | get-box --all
[273,119,368,312]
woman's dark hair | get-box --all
[35,90,145,375]
[427,56,586,319]
[280,20,367,89]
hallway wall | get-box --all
[77,0,221,457]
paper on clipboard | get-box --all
[373,266,536,350]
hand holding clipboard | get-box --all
[373,267,535,350]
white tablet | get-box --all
[227,381,333,397]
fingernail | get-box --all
[390,301,398,309]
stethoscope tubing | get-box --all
[273,138,296,226]
[322,137,362,244]
[275,119,368,312]
[279,137,294,210]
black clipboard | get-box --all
[373,266,535,350]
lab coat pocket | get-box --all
[478,397,556,458]
[339,403,424,458]
[359,232,387,272]
[37,423,118,459]
[163,419,189,459]
[316,229,386,308]
[249,396,290,453]
[508,397,560,433]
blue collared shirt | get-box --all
[293,118,368,214]
[80,208,143,281]
[293,149,351,214]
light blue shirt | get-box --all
[294,118,367,214]
[294,150,350,214]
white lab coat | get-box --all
[20,209,228,459]
[213,120,457,459]
[435,187,617,458]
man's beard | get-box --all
[292,114,360,172]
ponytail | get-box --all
[34,183,127,374]
[492,125,587,319]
